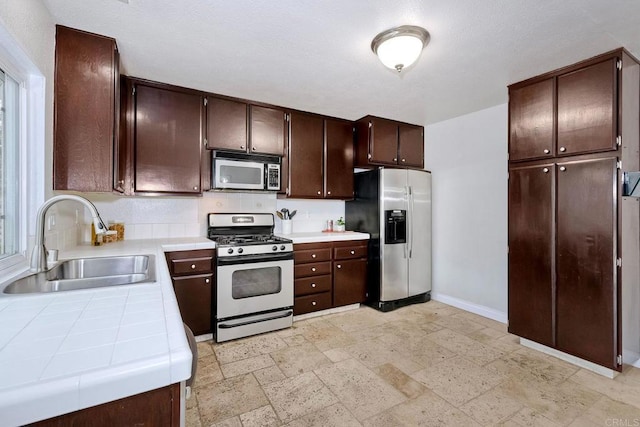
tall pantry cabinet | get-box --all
[508,49,640,371]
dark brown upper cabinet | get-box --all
[509,53,620,162]
[206,99,286,157]
[206,97,247,152]
[288,112,324,198]
[557,58,618,156]
[250,105,287,156]
[131,81,204,195]
[324,118,355,199]
[53,25,119,192]
[286,114,354,199]
[355,116,424,169]
[508,78,554,161]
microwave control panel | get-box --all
[266,164,281,190]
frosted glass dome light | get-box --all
[371,26,430,73]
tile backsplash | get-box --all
[50,192,346,246]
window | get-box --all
[0,69,20,260]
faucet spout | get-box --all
[30,195,109,273]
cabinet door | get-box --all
[508,163,554,347]
[54,26,118,192]
[249,105,286,156]
[398,124,424,168]
[369,118,399,165]
[207,97,248,152]
[509,78,554,161]
[333,258,367,306]
[288,112,324,198]
[173,274,213,336]
[325,119,354,199]
[556,157,617,369]
[134,85,203,193]
[557,58,618,156]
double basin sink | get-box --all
[3,255,155,294]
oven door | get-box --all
[213,158,265,190]
[216,253,294,319]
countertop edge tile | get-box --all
[275,231,370,244]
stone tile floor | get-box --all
[186,301,640,426]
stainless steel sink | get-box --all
[3,255,155,294]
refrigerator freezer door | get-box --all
[407,170,432,296]
[380,169,409,301]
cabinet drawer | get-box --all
[295,261,331,278]
[295,275,331,297]
[171,256,214,276]
[294,291,332,315]
[334,245,367,260]
[295,248,331,264]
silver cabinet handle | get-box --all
[543,149,550,154]
[252,147,256,151]
[337,264,342,269]
[193,186,198,190]
[327,191,331,195]
[312,301,317,306]
[311,267,316,272]
[311,254,316,258]
[311,283,316,288]
[559,146,566,152]
[317,191,321,195]
[401,159,406,162]
[543,168,549,173]
[240,145,245,150]
[191,264,196,269]
[560,166,566,171]
[205,278,210,284]
[350,250,355,255]
[393,158,398,162]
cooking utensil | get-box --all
[289,210,297,219]
[281,208,289,219]
[276,211,284,220]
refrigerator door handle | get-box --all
[408,185,413,258]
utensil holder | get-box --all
[281,219,292,234]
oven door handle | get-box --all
[217,252,293,266]
[218,310,293,329]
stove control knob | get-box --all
[227,248,234,254]
[280,245,285,251]
[237,248,244,254]
[272,245,278,251]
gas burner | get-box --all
[209,234,292,247]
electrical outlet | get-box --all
[48,214,56,231]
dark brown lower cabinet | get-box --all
[556,157,617,368]
[293,240,368,315]
[173,274,213,336]
[29,383,180,426]
[508,163,554,347]
[165,250,215,335]
[333,258,367,307]
[508,156,619,370]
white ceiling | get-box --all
[41,0,640,125]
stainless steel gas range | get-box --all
[207,213,294,342]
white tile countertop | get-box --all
[0,237,215,426]
[275,231,370,244]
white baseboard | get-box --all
[521,338,617,378]
[431,292,507,324]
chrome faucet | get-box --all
[31,195,109,273]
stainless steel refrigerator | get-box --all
[345,168,432,311]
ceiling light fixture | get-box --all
[371,25,430,73]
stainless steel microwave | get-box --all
[211,152,281,191]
